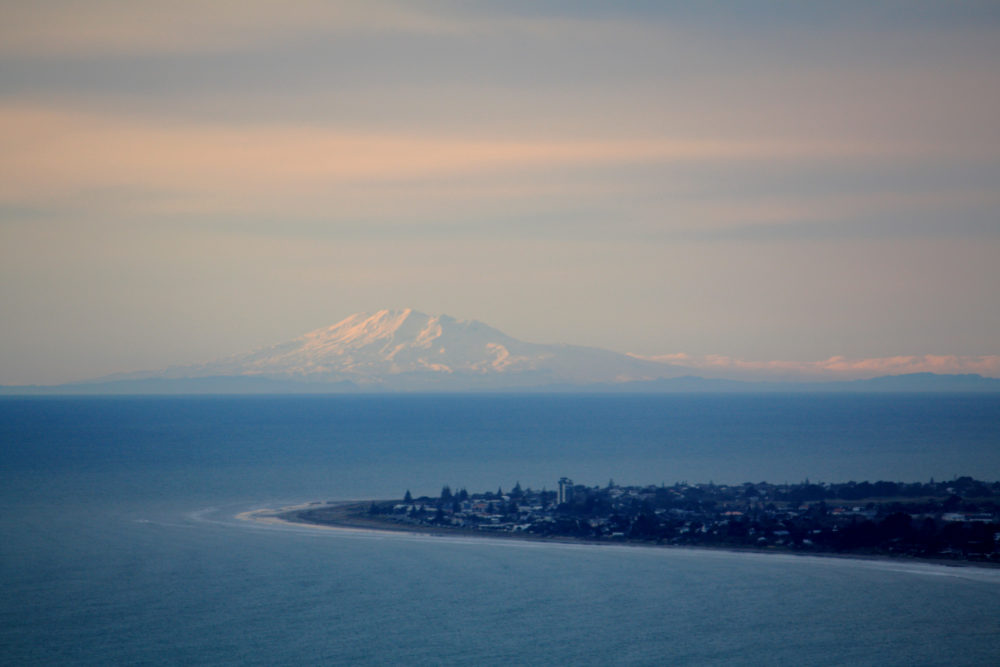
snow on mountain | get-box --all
[122,309,678,389]
[18,313,997,393]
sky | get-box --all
[1,1,999,384]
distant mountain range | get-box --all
[4,309,1000,394]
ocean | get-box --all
[2,394,999,665]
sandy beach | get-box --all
[236,501,1000,571]
[235,501,466,539]
[238,501,628,546]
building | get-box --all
[558,477,574,505]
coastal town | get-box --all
[291,476,1000,564]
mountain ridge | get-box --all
[91,309,678,389]
[3,309,999,393]
[4,372,999,395]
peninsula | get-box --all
[271,477,1000,565]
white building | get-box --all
[558,477,574,504]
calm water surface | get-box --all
[2,395,999,665]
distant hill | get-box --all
[2,310,998,394]
[830,372,1000,393]
[551,373,1000,394]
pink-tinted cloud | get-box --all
[631,353,1000,380]
[0,105,881,216]
[0,1,466,57]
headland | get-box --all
[242,477,1000,566]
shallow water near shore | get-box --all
[2,394,1000,665]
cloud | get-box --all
[0,104,883,218]
[632,353,1000,380]
[0,1,466,57]
[3,101,996,250]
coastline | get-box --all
[238,501,1000,570]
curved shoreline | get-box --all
[238,501,585,543]
[237,501,1000,570]
[236,502,442,536]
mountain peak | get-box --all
[96,309,677,389]
[303,309,505,352]
[309,308,423,347]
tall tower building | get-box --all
[558,477,574,504]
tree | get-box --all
[404,489,413,503]
[441,485,453,503]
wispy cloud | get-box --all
[0,104,880,217]
[0,1,466,57]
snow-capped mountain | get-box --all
[114,309,677,390]
[11,311,999,394]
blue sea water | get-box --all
[2,394,999,665]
